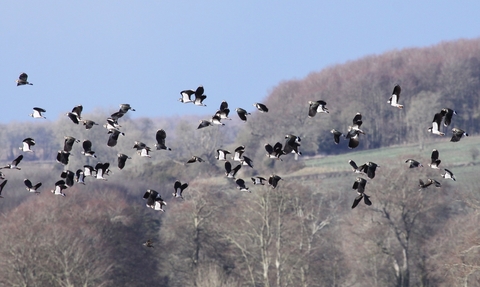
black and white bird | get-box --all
[193,86,207,106]
[186,156,204,164]
[19,138,35,152]
[442,108,457,127]
[138,147,152,158]
[155,129,171,151]
[143,189,167,212]
[235,179,250,192]
[143,239,154,248]
[66,112,80,124]
[179,89,195,104]
[63,136,80,152]
[81,140,96,158]
[119,104,135,113]
[82,119,98,130]
[83,165,95,177]
[419,178,441,189]
[253,103,269,113]
[60,170,75,187]
[265,142,284,160]
[308,100,329,117]
[215,149,231,161]
[405,159,423,168]
[51,180,67,196]
[107,129,125,147]
[1,155,23,170]
[197,119,213,129]
[268,174,282,189]
[330,129,344,144]
[428,111,446,136]
[30,107,46,119]
[225,161,241,179]
[241,156,254,168]
[75,169,86,184]
[251,176,267,185]
[215,101,231,120]
[450,128,468,142]
[95,162,110,180]
[346,113,365,149]
[173,180,189,199]
[232,146,245,162]
[428,149,441,169]
[358,161,379,179]
[117,153,131,170]
[16,73,33,86]
[352,177,372,209]
[0,180,7,198]
[284,134,302,155]
[104,118,122,132]
[348,160,363,173]
[24,179,42,193]
[67,105,83,123]
[235,108,250,122]
[211,115,225,126]
[442,168,456,181]
[387,85,404,109]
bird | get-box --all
[405,159,423,168]
[143,189,167,211]
[119,104,135,113]
[186,156,204,164]
[82,119,98,130]
[66,112,80,124]
[211,115,225,126]
[215,101,231,120]
[352,113,363,131]
[232,146,245,162]
[179,89,194,103]
[0,172,5,180]
[253,103,269,113]
[193,86,207,106]
[197,119,213,129]
[143,239,154,248]
[346,128,362,149]
[173,180,189,199]
[358,161,379,179]
[348,160,363,173]
[75,169,86,184]
[442,108,457,127]
[387,85,404,109]
[215,149,231,161]
[442,168,456,181]
[268,174,282,189]
[95,162,110,180]
[352,177,372,209]
[16,73,33,86]
[107,129,125,147]
[63,136,80,152]
[0,180,7,198]
[19,138,35,152]
[133,141,147,150]
[241,156,254,168]
[155,129,171,151]
[117,153,131,169]
[225,161,242,179]
[235,108,250,122]
[235,179,250,192]
[308,100,329,117]
[60,170,75,187]
[56,152,71,166]
[30,107,46,119]
[284,134,302,155]
[81,140,96,158]
[24,179,42,193]
[83,165,96,177]
[330,129,344,144]
[450,128,468,142]
[428,111,446,136]
[1,155,23,170]
[251,176,267,185]
[104,118,122,132]
[265,142,284,160]
[138,147,152,158]
[428,149,441,169]
[69,105,83,121]
[51,180,67,196]
[419,178,441,189]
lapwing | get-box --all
[225,161,241,179]
[155,129,171,150]
[348,160,363,173]
[215,101,231,120]
[308,100,329,117]
[24,179,42,193]
[66,105,83,124]
[352,177,372,209]
[265,142,284,160]
[197,119,213,129]
[82,119,98,130]
[117,153,131,169]
[284,134,302,155]
[0,180,7,198]
[442,108,457,127]
[83,165,95,177]
[19,138,35,152]
[143,189,166,211]
[268,174,282,189]
[63,136,80,152]
[81,140,96,158]
[419,178,441,190]
[193,86,207,106]
[215,149,231,161]
[30,107,46,119]
[143,239,154,248]
[60,170,75,187]
[173,180,188,199]
[387,85,404,109]
[16,73,33,86]
[66,112,80,124]
[442,168,456,181]
[235,178,250,192]
[95,162,110,180]
[428,149,441,169]
[119,104,135,113]
[357,161,379,179]
[138,147,152,158]
[253,103,268,113]
[179,89,194,103]
[235,108,250,122]
[104,118,121,132]
[251,176,267,185]
[185,156,204,164]
[330,129,344,144]
[232,146,245,162]
[428,110,446,136]
[1,155,23,170]
[241,156,254,168]
[75,169,86,184]
[211,115,224,126]
[51,180,67,196]
[450,128,468,142]
[405,159,423,168]
[107,129,125,147]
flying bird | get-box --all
[30,107,46,119]
[442,168,456,181]
[352,177,372,209]
[63,136,80,152]
[308,100,329,117]
[235,108,250,122]
[119,104,135,113]
[95,162,110,180]
[359,161,379,179]
[51,180,67,196]
[117,153,131,169]
[1,155,23,170]
[428,111,446,136]
[428,149,441,169]
[19,138,35,152]
[81,140,96,158]
[56,151,70,165]
[265,142,284,160]
[225,161,242,179]
[143,239,154,248]
[419,178,441,190]
[215,101,231,120]
[232,146,245,162]
[330,129,344,144]
[16,73,33,86]
[173,180,189,199]
[253,103,269,113]
[143,189,167,211]
[442,108,457,127]
[235,179,250,192]
[284,134,302,155]
[197,119,213,129]
[348,160,363,173]
[387,85,404,109]
[405,159,423,168]
[82,119,98,130]
[24,179,42,193]
[0,180,7,198]
[186,156,204,164]
[60,170,75,187]
[155,129,171,150]
[75,169,86,184]
[450,128,468,142]
[268,174,282,189]
[107,129,125,147]
[251,176,267,185]
[215,149,231,161]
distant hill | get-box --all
[237,38,480,157]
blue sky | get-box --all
[1,1,479,123]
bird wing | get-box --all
[24,179,33,189]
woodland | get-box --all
[1,38,480,287]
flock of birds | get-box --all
[0,73,469,247]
